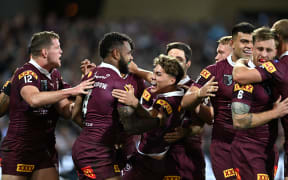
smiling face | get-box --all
[252,39,277,67]
[47,38,63,69]
[232,32,253,60]
[150,64,176,94]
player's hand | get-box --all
[163,127,188,143]
[198,76,218,98]
[80,59,96,76]
[272,96,288,118]
[71,78,95,96]
[112,85,138,108]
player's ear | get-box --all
[111,48,121,60]
[41,48,48,58]
[168,76,176,86]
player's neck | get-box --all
[32,56,53,72]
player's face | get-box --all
[118,41,133,74]
[215,43,232,62]
[252,39,277,67]
[150,64,175,94]
[232,32,253,59]
[167,48,189,73]
[47,38,63,69]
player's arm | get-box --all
[128,61,153,83]
[232,96,288,129]
[112,86,164,134]
[233,58,262,84]
[181,76,218,110]
[0,80,11,117]
[195,98,214,125]
[71,95,84,127]
[20,78,94,108]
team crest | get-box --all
[223,74,233,86]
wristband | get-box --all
[2,80,11,96]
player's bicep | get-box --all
[231,102,253,129]
[20,85,40,106]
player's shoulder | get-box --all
[16,63,40,80]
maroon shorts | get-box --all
[231,140,278,180]
[165,143,205,180]
[72,138,121,180]
[210,140,236,180]
[1,139,58,176]
[122,153,166,180]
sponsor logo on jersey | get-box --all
[234,168,241,180]
[156,99,172,115]
[142,89,151,101]
[18,70,38,80]
[234,83,254,93]
[200,69,211,79]
[114,164,120,173]
[87,71,93,78]
[257,173,269,180]
[94,82,107,90]
[223,74,233,86]
[16,164,35,172]
[262,61,276,73]
[81,166,96,179]
[223,168,236,178]
[163,176,181,180]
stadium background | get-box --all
[0,0,288,179]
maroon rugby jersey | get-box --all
[4,59,68,150]
[232,82,278,146]
[78,62,145,145]
[137,87,185,155]
[194,56,236,141]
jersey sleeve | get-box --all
[140,88,154,109]
[232,83,254,107]
[153,97,174,117]
[255,60,283,82]
[16,69,40,91]
[193,64,216,88]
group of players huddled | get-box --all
[0,19,288,180]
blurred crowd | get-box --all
[0,13,285,179]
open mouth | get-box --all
[258,58,266,63]
[243,49,252,54]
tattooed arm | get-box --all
[232,97,288,129]
[118,104,164,134]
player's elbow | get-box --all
[28,97,42,108]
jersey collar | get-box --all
[98,62,122,78]
[178,75,191,85]
[280,51,288,59]
[29,59,52,79]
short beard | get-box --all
[119,57,129,74]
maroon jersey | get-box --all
[232,82,277,146]
[3,59,67,150]
[136,87,184,157]
[194,56,236,141]
[78,62,145,145]
[256,52,288,176]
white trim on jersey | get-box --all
[280,51,288,59]
[158,88,185,98]
[178,75,191,85]
[98,62,122,78]
[29,59,52,79]
[136,139,170,157]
